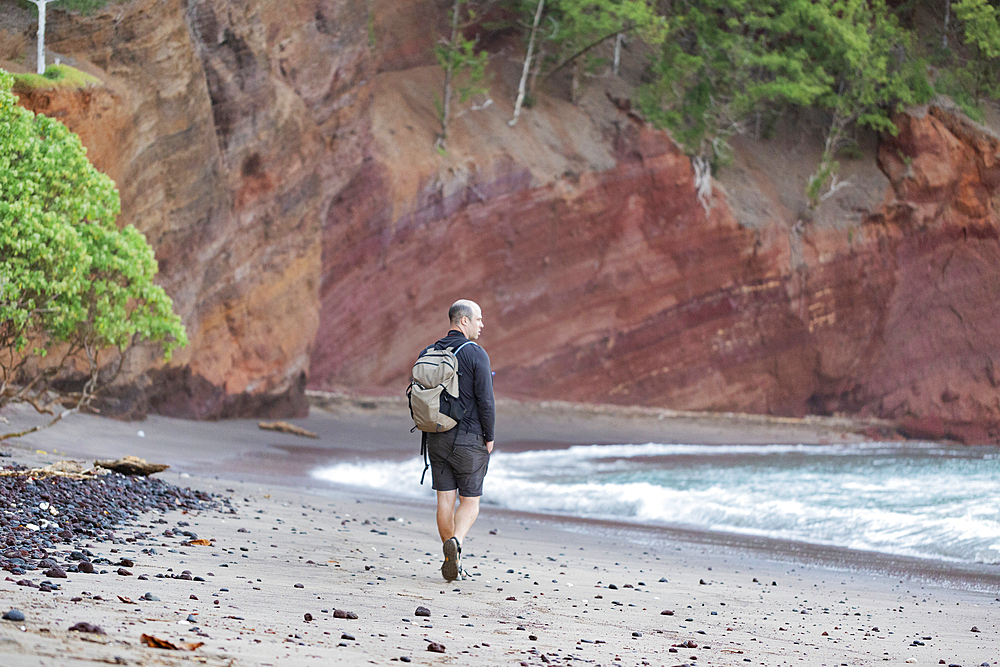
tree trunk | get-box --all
[943,0,950,49]
[613,32,623,76]
[509,0,545,127]
[438,0,462,148]
[31,0,47,75]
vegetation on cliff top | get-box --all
[0,69,187,437]
[443,0,1000,204]
[11,63,101,91]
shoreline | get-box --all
[2,400,998,665]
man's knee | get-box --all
[457,495,480,508]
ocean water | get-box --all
[312,441,1000,565]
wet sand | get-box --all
[1,397,998,666]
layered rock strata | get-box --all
[8,0,999,442]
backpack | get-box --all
[407,341,475,433]
[407,340,475,484]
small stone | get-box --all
[400,658,411,663]
[415,606,431,617]
[661,610,674,615]
[659,577,668,582]
[3,609,26,622]
[341,633,355,641]
[632,631,642,637]
[528,635,538,641]
[142,593,160,601]
[77,560,94,573]
[699,579,708,585]
[427,642,446,653]
[304,613,313,622]
[68,622,105,634]
[294,583,304,588]
[186,615,196,623]
[116,568,132,576]
[44,567,67,579]
[970,626,980,632]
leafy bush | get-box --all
[0,69,186,432]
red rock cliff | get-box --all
[7,1,999,442]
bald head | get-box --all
[449,299,484,340]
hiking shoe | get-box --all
[441,537,460,582]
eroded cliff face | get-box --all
[9,0,1000,441]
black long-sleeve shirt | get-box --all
[429,330,495,442]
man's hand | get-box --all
[486,440,494,454]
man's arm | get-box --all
[473,347,495,448]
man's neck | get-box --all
[449,328,469,339]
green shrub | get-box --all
[11,64,102,91]
[0,69,186,430]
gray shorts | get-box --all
[426,428,490,497]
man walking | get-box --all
[422,299,495,581]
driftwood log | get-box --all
[94,455,169,476]
[258,421,318,439]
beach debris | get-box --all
[333,609,358,619]
[3,609,25,622]
[341,633,356,641]
[427,642,446,653]
[258,421,318,438]
[182,539,212,546]
[142,593,160,602]
[632,632,642,637]
[699,579,708,585]
[140,634,203,651]
[117,596,135,604]
[68,622,106,634]
[94,456,169,476]
[304,613,313,622]
[415,606,431,617]
[971,625,980,632]
[294,582,304,588]
[660,610,674,615]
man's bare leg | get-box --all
[452,495,480,544]
[437,492,481,544]
[436,490,457,542]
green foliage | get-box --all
[637,0,932,206]
[11,64,101,91]
[953,0,1000,102]
[0,69,186,413]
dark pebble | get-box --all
[659,577,668,582]
[186,615,196,623]
[77,562,94,574]
[528,634,537,641]
[632,632,642,637]
[427,642,446,653]
[142,593,160,601]
[341,633,355,641]
[661,610,675,615]
[68,622,105,634]
[970,626,980,632]
[44,567,67,578]
[608,584,617,590]
[118,559,134,568]
[294,583,304,588]
[304,613,313,622]
[415,606,431,617]
[3,609,25,621]
[400,657,411,663]
[116,568,132,576]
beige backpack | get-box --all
[407,341,474,433]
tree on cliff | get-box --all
[508,0,666,125]
[0,70,187,438]
[638,0,930,209]
[953,0,1000,103]
[435,0,492,149]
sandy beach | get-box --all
[1,397,998,667]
